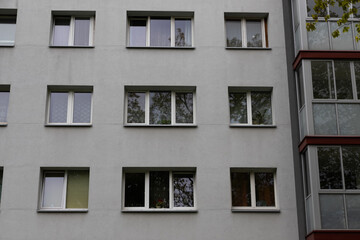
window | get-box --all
[125,87,195,126]
[311,61,360,135]
[0,14,16,46]
[0,86,10,124]
[230,169,277,210]
[51,13,94,46]
[123,169,196,211]
[128,12,193,47]
[225,14,268,48]
[39,169,89,211]
[0,168,3,203]
[229,88,273,126]
[317,146,360,229]
[47,87,93,126]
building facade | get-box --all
[0,0,300,239]
[291,0,360,239]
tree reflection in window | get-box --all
[251,92,272,125]
[173,173,194,207]
[229,93,247,124]
[150,92,171,124]
[176,93,193,123]
[127,92,145,123]
[318,147,343,189]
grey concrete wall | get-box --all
[0,0,299,239]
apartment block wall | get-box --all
[0,0,299,239]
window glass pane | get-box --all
[342,146,360,189]
[229,92,247,124]
[318,147,343,189]
[354,61,360,99]
[49,92,68,123]
[0,17,16,45]
[311,61,335,99]
[129,19,147,47]
[127,92,146,123]
[353,3,360,18]
[255,172,275,207]
[329,4,345,18]
[0,92,10,122]
[73,93,92,123]
[149,171,169,208]
[334,61,353,99]
[307,0,326,17]
[125,173,145,207]
[74,18,90,46]
[251,92,272,125]
[173,173,194,207]
[297,66,305,109]
[66,170,89,209]
[176,92,193,123]
[150,18,171,46]
[331,23,354,50]
[150,92,171,124]
[0,169,3,202]
[313,104,338,135]
[320,194,346,229]
[346,195,360,229]
[231,172,251,206]
[53,17,70,46]
[246,20,262,47]
[42,172,64,208]
[302,152,311,197]
[308,22,330,50]
[338,104,360,135]
[226,21,242,47]
[175,19,192,47]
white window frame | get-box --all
[125,90,196,126]
[39,170,89,212]
[231,169,279,211]
[46,91,93,126]
[51,16,94,46]
[128,16,194,47]
[122,170,196,212]
[229,89,274,126]
[226,18,267,48]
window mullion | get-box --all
[145,92,150,125]
[145,172,149,208]
[247,92,252,124]
[171,17,175,47]
[242,19,247,47]
[62,171,68,209]
[250,172,256,207]
[171,92,176,124]
[146,17,150,47]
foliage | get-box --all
[306,0,360,41]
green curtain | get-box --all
[66,170,89,208]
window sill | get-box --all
[124,124,197,128]
[49,46,94,48]
[126,46,195,50]
[45,124,92,127]
[122,209,198,213]
[0,44,15,47]
[37,209,88,213]
[226,47,272,50]
[230,124,276,128]
[232,208,280,213]
[0,123,8,127]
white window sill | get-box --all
[37,209,88,213]
[0,122,8,127]
[230,124,276,128]
[49,45,94,48]
[124,124,197,128]
[226,47,271,50]
[45,123,92,127]
[122,209,198,213]
[126,46,195,50]
[232,208,280,213]
[0,44,15,47]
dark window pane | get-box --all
[0,169,3,202]
[307,0,326,17]
[53,17,70,46]
[125,173,145,207]
[318,147,343,189]
[354,62,360,99]
[127,92,145,123]
[342,146,360,189]
[313,103,338,135]
[149,171,169,208]
[173,173,194,207]
[226,20,242,47]
[150,18,171,47]
[320,194,346,229]
[251,92,272,125]
[73,93,92,123]
[176,92,193,123]
[129,19,147,47]
[255,172,275,207]
[74,18,90,46]
[246,20,262,47]
[231,172,251,206]
[335,61,353,99]
[346,195,360,229]
[303,152,311,197]
[150,92,171,124]
[311,61,335,99]
[0,91,10,122]
[175,19,192,47]
[49,92,68,123]
[354,3,360,18]
[229,92,247,124]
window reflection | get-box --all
[150,18,171,47]
[150,92,171,124]
[246,20,262,47]
[176,93,193,123]
[173,173,194,207]
[229,93,247,124]
[251,92,272,125]
[127,92,145,123]
[226,21,242,47]
[175,19,192,47]
[149,171,169,208]
[318,147,343,189]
